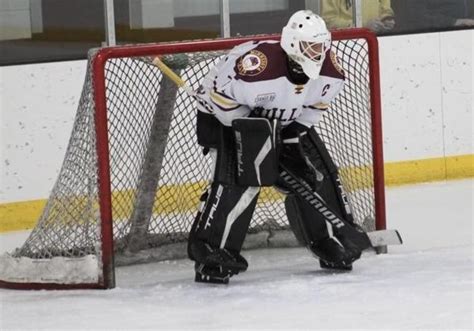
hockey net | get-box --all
[0,29,384,289]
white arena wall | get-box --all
[0,30,472,231]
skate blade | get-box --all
[319,259,353,271]
[194,263,233,284]
[195,271,229,284]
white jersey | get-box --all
[197,40,345,128]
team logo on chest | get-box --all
[330,51,344,75]
[237,50,268,76]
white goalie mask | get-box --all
[281,10,331,80]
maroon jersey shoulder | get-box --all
[234,42,288,82]
[319,50,345,80]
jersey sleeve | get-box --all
[200,44,255,126]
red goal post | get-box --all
[0,28,385,290]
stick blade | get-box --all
[367,229,403,247]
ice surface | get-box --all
[0,180,472,330]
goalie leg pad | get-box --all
[286,194,361,268]
[311,236,361,269]
[279,124,356,226]
[188,181,259,255]
[189,128,261,283]
[231,118,280,186]
[284,194,331,247]
[188,183,256,284]
[304,128,356,224]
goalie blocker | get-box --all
[232,118,280,186]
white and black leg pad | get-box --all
[285,193,331,247]
[231,118,280,186]
[191,182,260,253]
[304,129,355,225]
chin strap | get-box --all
[288,56,304,74]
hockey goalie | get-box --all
[187,10,400,284]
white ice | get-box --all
[1,180,473,330]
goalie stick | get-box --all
[152,57,198,98]
[152,56,403,251]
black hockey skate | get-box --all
[194,263,235,284]
[189,240,248,284]
[319,259,353,271]
[310,236,361,272]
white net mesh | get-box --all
[1,33,381,287]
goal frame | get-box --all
[1,28,385,290]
